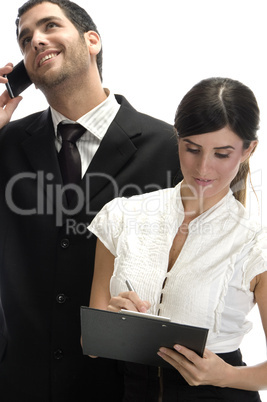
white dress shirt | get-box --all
[51,89,120,177]
[89,183,267,353]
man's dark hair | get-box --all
[16,0,103,81]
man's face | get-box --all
[17,2,90,92]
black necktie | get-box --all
[57,122,86,203]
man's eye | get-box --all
[46,22,58,29]
[21,37,31,48]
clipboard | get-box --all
[81,307,209,367]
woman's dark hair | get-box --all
[16,0,103,81]
[174,77,260,205]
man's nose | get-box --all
[31,31,48,50]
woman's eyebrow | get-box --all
[183,139,201,147]
[214,145,235,150]
[183,139,235,150]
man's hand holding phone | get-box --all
[0,64,23,129]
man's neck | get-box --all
[42,73,107,121]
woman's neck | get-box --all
[180,181,229,219]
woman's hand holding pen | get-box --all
[107,291,151,313]
[107,280,151,313]
[0,64,22,129]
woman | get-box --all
[88,77,267,401]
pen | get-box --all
[126,279,136,292]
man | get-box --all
[0,1,181,401]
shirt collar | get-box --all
[51,89,120,140]
[171,182,234,227]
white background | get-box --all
[1,1,266,399]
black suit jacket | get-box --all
[0,95,181,402]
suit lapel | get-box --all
[21,109,60,177]
[80,96,142,204]
[19,97,143,223]
[21,97,141,203]
[20,109,64,206]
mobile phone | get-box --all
[4,60,32,98]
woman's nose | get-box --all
[197,155,211,176]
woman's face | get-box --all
[178,127,256,206]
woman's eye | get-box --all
[186,148,199,154]
[215,153,230,159]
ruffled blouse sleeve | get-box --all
[242,227,267,290]
[88,197,125,256]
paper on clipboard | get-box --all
[81,307,209,368]
[119,309,171,321]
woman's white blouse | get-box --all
[88,184,267,353]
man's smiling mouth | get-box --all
[39,52,59,67]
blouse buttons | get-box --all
[158,277,167,315]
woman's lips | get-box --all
[194,178,214,186]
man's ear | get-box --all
[84,31,102,56]
[241,140,258,163]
